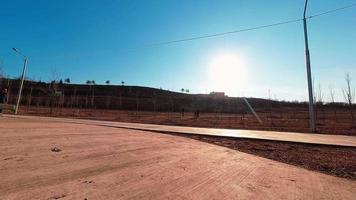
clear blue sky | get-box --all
[1,0,355,102]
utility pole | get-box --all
[12,48,28,115]
[243,97,263,124]
[303,0,316,132]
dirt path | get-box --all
[7,114,356,147]
[0,117,355,200]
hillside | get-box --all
[0,78,346,113]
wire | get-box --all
[138,18,303,48]
[128,18,302,51]
[308,3,356,18]
[131,2,356,50]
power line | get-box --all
[308,3,356,18]
[138,18,303,48]
[131,2,356,50]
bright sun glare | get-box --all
[208,53,246,94]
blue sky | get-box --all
[1,0,355,102]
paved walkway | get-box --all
[6,114,356,147]
[1,117,355,200]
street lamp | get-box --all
[303,0,316,132]
[12,48,28,115]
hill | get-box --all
[1,78,296,113]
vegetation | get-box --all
[86,80,96,85]
[342,73,355,123]
[0,72,354,135]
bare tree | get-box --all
[328,85,335,103]
[91,81,95,107]
[312,76,316,104]
[328,84,337,126]
[316,82,324,104]
[0,60,4,79]
[50,68,60,83]
[342,73,355,123]
[47,68,61,112]
[64,78,71,84]
[343,73,355,105]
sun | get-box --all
[208,53,246,94]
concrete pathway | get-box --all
[6,114,356,147]
[0,117,355,200]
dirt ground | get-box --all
[163,133,356,179]
[15,106,356,136]
[0,117,355,200]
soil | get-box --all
[163,132,356,179]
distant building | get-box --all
[209,92,226,98]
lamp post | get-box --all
[303,0,316,132]
[12,48,28,115]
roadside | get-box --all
[163,132,356,179]
[7,106,356,136]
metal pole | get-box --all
[15,57,27,114]
[303,0,316,132]
[243,97,263,124]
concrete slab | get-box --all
[7,114,356,147]
[0,117,355,199]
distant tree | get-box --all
[85,80,96,85]
[0,63,4,88]
[342,73,355,106]
[329,84,337,124]
[342,73,355,124]
[85,80,95,107]
[0,64,3,80]
[329,85,335,103]
[316,82,324,104]
[312,76,316,104]
[50,80,57,93]
[106,80,110,85]
[0,59,4,72]
[64,78,71,84]
[49,68,60,83]
[185,89,189,93]
[181,88,185,93]
[59,79,63,85]
[121,81,125,86]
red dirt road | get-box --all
[0,117,355,200]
